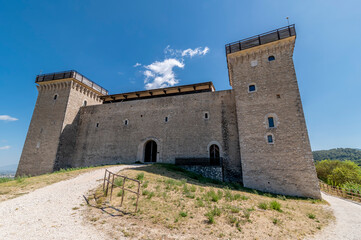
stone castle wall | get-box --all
[65,90,242,182]
[227,37,321,198]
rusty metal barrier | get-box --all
[319,181,361,203]
[103,169,141,213]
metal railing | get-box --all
[319,181,361,203]
[35,70,108,95]
[225,24,296,54]
[175,157,223,166]
[103,169,141,213]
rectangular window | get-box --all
[268,117,275,128]
[249,85,256,92]
[267,135,273,143]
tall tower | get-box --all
[16,71,107,176]
[226,25,321,198]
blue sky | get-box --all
[1,0,361,167]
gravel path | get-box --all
[306,192,361,240]
[0,165,137,240]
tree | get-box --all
[315,160,361,186]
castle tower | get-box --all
[226,25,321,198]
[16,71,107,176]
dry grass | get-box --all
[0,165,119,202]
[84,164,334,240]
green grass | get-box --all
[179,211,188,217]
[0,177,13,183]
[136,172,144,182]
[258,202,268,210]
[308,213,316,219]
[269,200,282,212]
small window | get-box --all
[268,56,275,61]
[267,135,274,144]
[249,84,256,92]
[276,94,281,99]
[96,123,99,128]
[268,117,275,128]
[83,100,87,106]
[204,112,209,119]
[164,116,168,123]
[53,94,58,100]
[124,119,129,126]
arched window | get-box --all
[268,56,275,61]
[53,94,58,100]
[268,117,275,128]
[83,100,87,106]
[209,144,220,161]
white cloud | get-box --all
[0,146,10,150]
[144,58,184,90]
[142,45,209,89]
[182,47,209,58]
[0,115,18,121]
[133,63,141,67]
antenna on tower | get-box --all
[286,17,290,26]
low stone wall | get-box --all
[180,165,223,182]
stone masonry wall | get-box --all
[227,37,321,198]
[67,90,242,182]
[180,165,223,182]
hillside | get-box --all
[313,148,361,166]
[84,164,333,239]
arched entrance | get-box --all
[209,144,220,165]
[144,140,157,163]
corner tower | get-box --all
[226,25,321,198]
[16,71,107,176]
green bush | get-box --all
[269,200,281,212]
[258,202,268,210]
[342,182,361,194]
[316,160,361,186]
[307,213,316,219]
[179,211,188,217]
[136,172,144,182]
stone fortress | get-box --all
[17,25,321,199]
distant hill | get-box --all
[0,164,18,174]
[313,148,361,166]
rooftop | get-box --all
[35,70,108,95]
[225,24,296,55]
[101,82,215,103]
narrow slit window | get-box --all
[96,123,99,128]
[268,56,275,61]
[165,116,168,122]
[124,119,128,126]
[53,94,58,100]
[249,85,256,92]
[268,117,275,128]
[83,100,87,106]
[204,112,209,119]
[267,135,273,144]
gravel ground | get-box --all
[306,192,361,240]
[0,165,137,240]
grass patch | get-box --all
[269,200,282,212]
[308,213,316,219]
[258,202,268,210]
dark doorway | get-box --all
[209,144,220,165]
[144,140,157,163]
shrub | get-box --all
[117,189,123,197]
[190,185,197,192]
[269,200,282,212]
[147,192,155,199]
[308,213,316,219]
[196,199,205,207]
[228,215,237,224]
[243,209,251,220]
[240,195,249,200]
[142,190,150,196]
[179,211,188,217]
[258,202,268,210]
[205,189,220,202]
[273,218,280,225]
[136,172,144,182]
[316,160,361,186]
